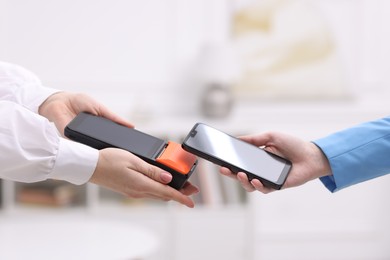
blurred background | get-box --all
[1,0,390,259]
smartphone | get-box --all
[64,112,198,190]
[182,123,291,190]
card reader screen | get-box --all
[68,114,166,158]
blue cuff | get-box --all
[314,116,390,192]
[319,176,337,192]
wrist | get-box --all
[309,142,332,178]
[38,91,65,117]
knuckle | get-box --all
[146,166,158,180]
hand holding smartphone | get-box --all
[182,123,291,190]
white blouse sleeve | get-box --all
[0,61,58,112]
[0,62,98,184]
[0,101,98,184]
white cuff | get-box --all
[49,138,99,185]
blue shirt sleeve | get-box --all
[313,116,390,192]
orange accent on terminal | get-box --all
[156,141,197,174]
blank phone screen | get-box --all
[69,114,165,158]
[185,124,289,183]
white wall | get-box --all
[1,0,389,117]
[0,0,233,117]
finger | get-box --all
[132,158,173,184]
[127,156,195,207]
[136,192,169,201]
[180,182,199,196]
[237,172,256,192]
[238,133,272,147]
[78,95,135,128]
[161,188,195,208]
[134,177,195,208]
[262,146,284,158]
[95,104,135,128]
[219,167,238,179]
[250,179,274,194]
[160,183,196,207]
[239,134,284,158]
[126,190,162,200]
[148,168,173,184]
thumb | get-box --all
[238,132,273,147]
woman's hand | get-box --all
[39,91,133,136]
[92,148,199,207]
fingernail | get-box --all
[161,172,172,183]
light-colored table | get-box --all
[0,211,159,260]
